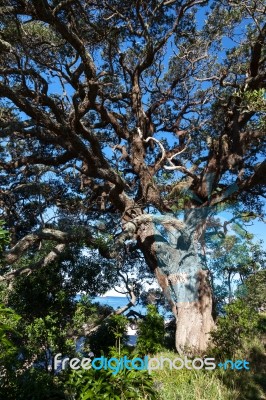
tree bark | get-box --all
[174,270,214,354]
[134,210,214,354]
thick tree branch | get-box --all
[4,228,95,265]
[0,244,66,282]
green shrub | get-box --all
[136,305,165,355]
[66,367,158,400]
[0,220,9,255]
[211,299,259,358]
[0,368,66,400]
[88,314,128,356]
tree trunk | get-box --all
[154,253,214,355]
[174,270,214,354]
[136,211,214,354]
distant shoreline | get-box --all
[99,294,127,298]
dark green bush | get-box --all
[88,314,128,356]
[136,305,165,355]
[211,299,259,358]
[66,367,158,400]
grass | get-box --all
[148,346,266,400]
[149,351,236,400]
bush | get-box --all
[88,314,128,356]
[136,305,165,355]
[66,367,158,400]
[0,368,66,400]
[210,299,259,358]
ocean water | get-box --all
[92,296,147,316]
[92,296,172,320]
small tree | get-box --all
[136,305,165,355]
[108,314,129,356]
[211,299,259,358]
[89,314,128,356]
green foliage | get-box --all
[236,88,266,113]
[0,245,117,398]
[0,221,20,361]
[88,314,128,356]
[239,270,266,311]
[0,220,9,261]
[164,319,176,351]
[211,299,259,358]
[136,305,165,355]
[0,368,66,400]
[94,233,114,255]
[108,314,128,355]
[73,295,105,330]
[0,303,20,355]
[216,339,266,400]
[66,367,158,400]
[25,314,74,366]
[206,228,265,313]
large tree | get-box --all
[0,0,265,353]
